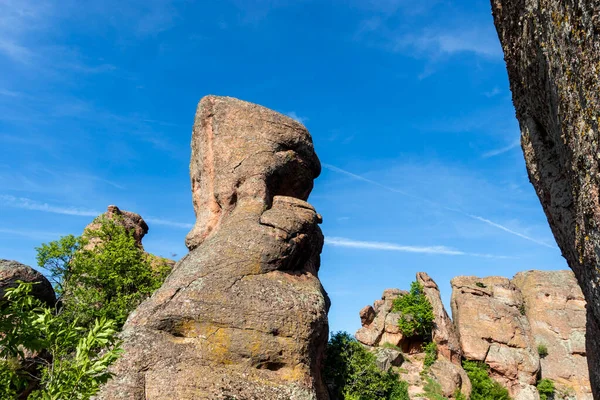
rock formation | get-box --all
[83,205,175,269]
[355,288,410,350]
[513,270,592,399]
[491,1,600,395]
[417,272,462,365]
[356,274,470,399]
[451,276,540,399]
[356,271,590,399]
[0,259,55,306]
[97,96,329,400]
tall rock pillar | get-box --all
[491,1,600,396]
[98,96,330,400]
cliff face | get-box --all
[357,270,591,400]
[98,96,329,400]
[490,0,600,395]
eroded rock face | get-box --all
[429,359,472,400]
[417,272,462,365]
[84,205,148,248]
[355,288,409,350]
[451,276,539,400]
[0,259,55,306]
[491,1,600,395]
[513,270,592,399]
[97,96,329,400]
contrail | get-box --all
[325,237,513,258]
[322,163,557,249]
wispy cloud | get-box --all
[323,164,557,249]
[0,195,100,216]
[0,227,66,241]
[285,111,308,124]
[0,195,193,230]
[481,140,520,158]
[325,237,511,258]
[145,217,193,229]
[464,214,555,249]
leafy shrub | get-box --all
[37,217,171,329]
[324,332,409,400]
[422,377,445,400]
[0,282,122,399]
[392,281,434,337]
[462,360,511,400]
[423,342,437,368]
[475,282,486,288]
[519,304,526,316]
[537,379,554,400]
[537,344,549,358]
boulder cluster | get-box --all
[356,271,592,400]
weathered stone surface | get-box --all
[85,205,148,248]
[429,359,472,399]
[451,276,539,399]
[97,96,329,399]
[0,259,55,306]
[373,347,403,372]
[417,272,462,365]
[491,1,600,395]
[355,288,407,348]
[513,270,592,399]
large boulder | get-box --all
[417,272,462,365]
[355,288,409,350]
[83,205,175,270]
[429,359,472,399]
[97,96,329,399]
[513,270,592,399]
[451,276,539,400]
[0,259,55,306]
[491,0,600,395]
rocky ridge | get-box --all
[356,271,591,400]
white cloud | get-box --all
[145,217,193,229]
[0,227,65,241]
[392,28,503,59]
[325,237,511,258]
[285,111,308,124]
[0,195,100,216]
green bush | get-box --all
[462,360,511,400]
[324,332,409,400]
[392,281,434,338]
[423,342,437,368]
[537,379,554,400]
[422,377,445,400]
[0,282,122,399]
[537,344,549,358]
[37,217,171,329]
[475,282,486,288]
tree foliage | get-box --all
[37,217,171,329]
[392,281,434,338]
[0,282,122,399]
[536,379,554,400]
[324,332,409,400]
[462,360,511,400]
[423,341,437,368]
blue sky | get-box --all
[0,0,566,334]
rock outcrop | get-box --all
[491,0,600,395]
[451,276,539,399]
[513,270,592,399]
[417,272,462,365]
[0,259,55,306]
[356,275,470,399]
[84,205,176,270]
[355,288,415,351]
[97,96,329,399]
